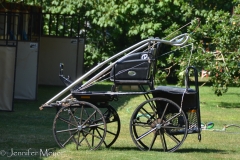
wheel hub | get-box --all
[151,118,163,128]
[156,123,162,129]
[77,125,83,131]
[151,119,164,134]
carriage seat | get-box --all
[152,86,197,110]
[110,49,156,85]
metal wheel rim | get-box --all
[53,101,107,150]
[130,97,188,152]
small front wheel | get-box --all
[130,97,188,152]
[53,101,107,150]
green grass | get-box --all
[0,85,240,160]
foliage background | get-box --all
[8,0,240,95]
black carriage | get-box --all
[40,33,201,152]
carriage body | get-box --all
[40,33,202,152]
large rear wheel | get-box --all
[130,97,188,152]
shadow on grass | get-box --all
[177,148,228,154]
[107,146,229,154]
[217,102,240,109]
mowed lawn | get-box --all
[0,85,240,160]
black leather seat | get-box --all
[110,49,156,85]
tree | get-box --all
[18,0,240,95]
[185,2,240,95]
[85,0,239,96]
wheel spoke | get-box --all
[92,129,95,147]
[84,122,105,128]
[78,129,92,145]
[136,127,156,141]
[165,132,180,143]
[163,113,181,124]
[56,127,78,133]
[147,100,158,113]
[97,126,116,136]
[138,107,156,122]
[57,116,77,127]
[80,105,84,124]
[82,132,91,149]
[62,130,78,147]
[149,131,158,151]
[82,129,103,139]
[159,131,167,151]
[96,105,121,148]
[81,110,97,126]
[159,103,169,122]
[76,131,81,150]
[132,121,152,127]
[68,108,79,126]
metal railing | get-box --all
[0,11,86,42]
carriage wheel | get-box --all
[130,97,188,152]
[53,101,107,150]
[100,105,121,148]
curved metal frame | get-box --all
[40,33,189,109]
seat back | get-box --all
[110,49,156,84]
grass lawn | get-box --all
[0,84,240,160]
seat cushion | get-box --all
[152,86,197,110]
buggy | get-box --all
[40,33,201,152]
